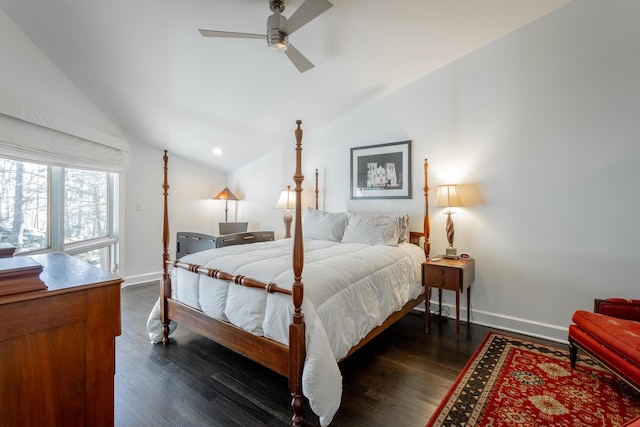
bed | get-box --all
[147,120,432,426]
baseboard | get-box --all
[423,300,569,344]
[123,271,161,287]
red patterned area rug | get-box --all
[427,332,640,427]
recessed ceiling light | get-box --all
[213,147,223,156]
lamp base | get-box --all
[283,211,293,239]
[444,247,458,259]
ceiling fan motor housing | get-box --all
[267,12,288,51]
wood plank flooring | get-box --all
[115,283,561,426]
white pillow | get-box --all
[347,212,409,243]
[302,207,348,241]
[341,211,400,246]
[391,213,409,243]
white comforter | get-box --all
[147,238,425,426]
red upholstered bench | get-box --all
[568,298,640,392]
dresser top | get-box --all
[0,252,122,304]
[30,252,122,291]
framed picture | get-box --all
[350,140,412,199]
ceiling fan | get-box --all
[199,0,333,73]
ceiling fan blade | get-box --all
[284,43,314,73]
[199,29,265,40]
[281,0,333,36]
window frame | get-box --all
[62,171,119,273]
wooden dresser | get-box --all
[0,252,122,427]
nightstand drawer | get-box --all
[426,275,460,291]
[424,264,459,281]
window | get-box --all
[0,158,48,252]
[0,157,118,273]
[65,169,109,243]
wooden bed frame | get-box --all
[160,120,431,426]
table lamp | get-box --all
[435,184,462,259]
[273,185,296,238]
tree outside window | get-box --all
[0,158,48,252]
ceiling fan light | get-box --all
[270,41,288,52]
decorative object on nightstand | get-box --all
[213,187,240,222]
[423,256,475,341]
[274,185,296,238]
[435,184,462,259]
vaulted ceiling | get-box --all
[0,0,571,171]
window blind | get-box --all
[0,112,127,172]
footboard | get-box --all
[165,298,290,375]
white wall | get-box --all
[230,0,640,342]
[123,142,227,285]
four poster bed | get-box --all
[147,120,431,426]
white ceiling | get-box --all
[0,0,571,172]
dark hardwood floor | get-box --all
[115,283,560,427]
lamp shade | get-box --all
[435,185,462,207]
[213,187,239,201]
[273,186,296,210]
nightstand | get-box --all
[423,256,475,340]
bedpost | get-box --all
[161,150,171,344]
[315,168,319,209]
[289,120,306,427]
[424,159,430,260]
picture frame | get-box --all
[350,140,412,199]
